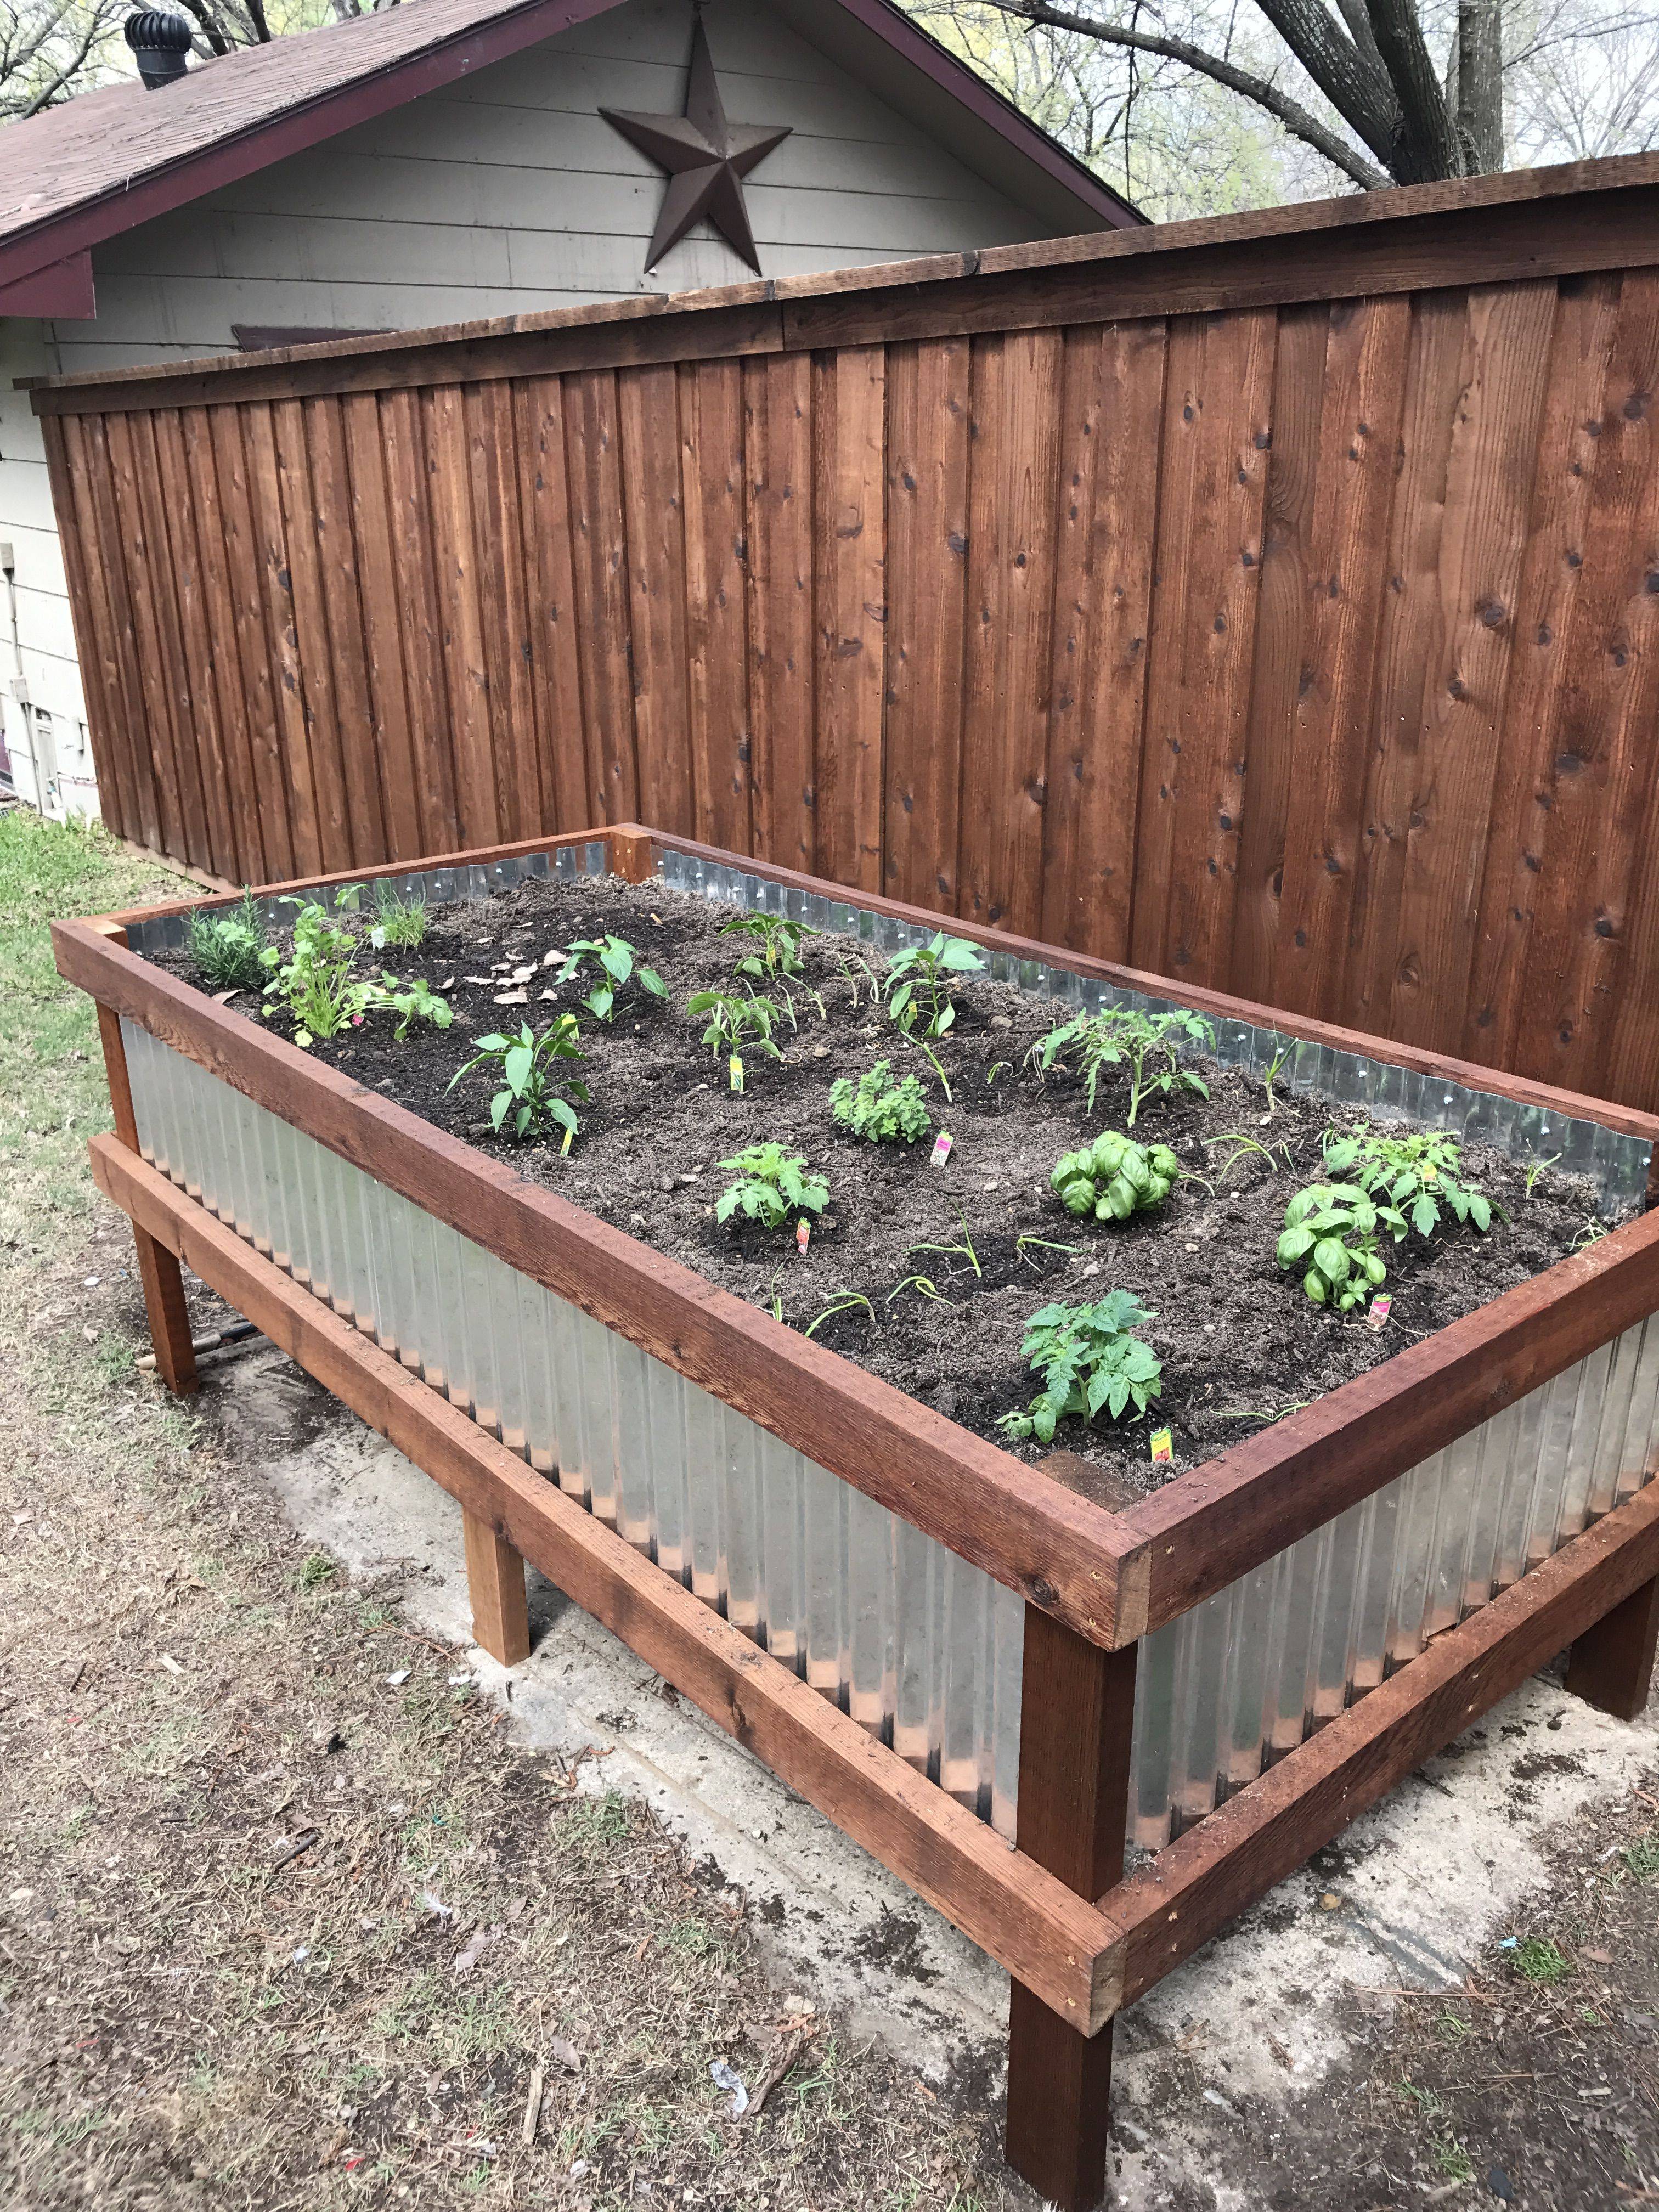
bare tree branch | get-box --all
[990,0,1391,183]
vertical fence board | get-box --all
[342,391,425,864]
[682,359,753,855]
[958,329,1063,936]
[206,405,295,881]
[308,394,389,866]
[617,363,693,840]
[43,415,137,848]
[514,376,591,836]
[162,406,252,883]
[1038,319,1166,958]
[812,346,886,895]
[104,411,198,868]
[1130,308,1276,984]
[424,385,501,850]
[467,381,542,845]
[379,388,462,855]
[744,352,817,873]
[565,369,640,827]
[884,336,970,915]
[270,398,353,872]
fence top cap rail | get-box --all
[25,148,1659,406]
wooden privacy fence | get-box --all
[32,153,1659,1113]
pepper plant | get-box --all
[1051,1131,1181,1221]
[186,891,267,994]
[1277,1182,1406,1312]
[1322,1124,1496,1238]
[881,932,985,1039]
[715,1144,830,1231]
[1031,1006,1214,1126]
[448,1015,588,1143]
[829,1060,932,1144]
[555,935,666,1023]
[686,988,784,1090]
[998,1291,1163,1444]
[719,912,816,983]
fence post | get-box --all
[1566,1576,1659,1722]
[92,952,199,1397]
[607,825,658,884]
[1005,1602,1137,2211]
[462,1509,532,1667]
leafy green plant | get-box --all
[1322,1124,1497,1238]
[447,1016,588,1143]
[361,973,453,1041]
[555,936,666,1023]
[1031,1007,1214,1126]
[686,988,783,1088]
[1277,1182,1406,1312]
[186,891,267,993]
[715,1143,829,1231]
[1051,1131,1181,1222]
[829,1060,932,1144]
[259,895,364,1047]
[1509,1935,1570,1987]
[998,1291,1163,1444]
[719,911,816,982]
[368,881,428,951]
[881,932,985,1039]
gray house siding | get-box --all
[0,0,1062,822]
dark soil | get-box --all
[151,872,1622,1503]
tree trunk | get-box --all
[1456,0,1504,173]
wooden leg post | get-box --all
[95,994,199,1396]
[463,1509,532,1667]
[1005,1605,1138,2212]
[1566,1573,1659,1722]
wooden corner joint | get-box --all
[605,824,659,884]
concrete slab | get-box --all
[205,1342,1659,2207]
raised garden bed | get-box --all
[56,825,1659,2212]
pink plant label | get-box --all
[929,1131,953,1169]
[796,1218,811,1256]
[1367,1293,1392,1330]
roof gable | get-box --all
[0,0,1139,294]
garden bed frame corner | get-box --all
[59,822,1659,2211]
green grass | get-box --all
[1511,1935,1571,1987]
[0,810,188,1246]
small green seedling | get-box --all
[260,895,364,1046]
[720,911,816,981]
[882,932,985,1040]
[1277,1182,1406,1312]
[998,1291,1163,1444]
[1260,1041,1293,1116]
[886,1273,953,1306]
[1323,1122,1497,1239]
[1523,1152,1562,1198]
[368,881,428,951]
[1051,1131,1181,1222]
[1204,1130,1292,1184]
[1031,1007,1214,1126]
[448,1015,588,1143]
[804,1288,874,1338]
[686,989,784,1090]
[1016,1233,1084,1266]
[556,936,665,1023]
[362,973,453,1041]
[829,1060,932,1144]
[715,1144,829,1232]
[1508,1934,1570,1987]
[187,891,268,994]
[907,1208,981,1281]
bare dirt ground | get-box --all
[5,810,1659,2212]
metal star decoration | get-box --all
[601,12,791,274]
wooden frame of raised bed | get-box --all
[55,822,1659,2210]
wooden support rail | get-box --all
[88,1132,1119,2030]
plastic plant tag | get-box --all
[729,1053,744,1093]
[1367,1293,1392,1330]
[929,1131,953,1169]
[795,1218,811,1256]
[1150,1427,1173,1464]
[560,1124,574,1158]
